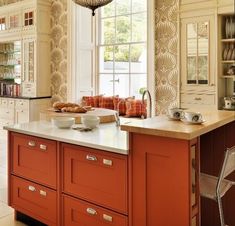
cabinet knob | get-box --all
[28,185,36,192]
[28,141,36,147]
[194,97,202,101]
[86,208,97,215]
[86,155,97,161]
[40,144,47,151]
[103,159,112,166]
[103,214,113,222]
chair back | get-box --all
[217,146,235,194]
[223,146,235,179]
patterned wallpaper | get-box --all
[3,0,179,113]
[51,0,68,103]
[155,0,179,115]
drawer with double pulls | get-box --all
[11,132,57,188]
[62,143,128,214]
[11,175,57,226]
[63,195,128,226]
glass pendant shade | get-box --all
[72,0,113,16]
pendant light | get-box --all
[72,0,113,16]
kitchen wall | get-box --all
[4,0,179,115]
[51,0,68,103]
[155,0,179,115]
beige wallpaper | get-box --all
[51,0,68,103]
[155,0,179,115]
[3,0,179,114]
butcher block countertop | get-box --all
[121,110,235,140]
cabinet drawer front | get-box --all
[15,99,29,109]
[0,108,14,119]
[11,132,57,188]
[11,176,57,224]
[63,195,128,226]
[181,93,215,105]
[0,98,9,107]
[15,109,29,124]
[62,143,128,214]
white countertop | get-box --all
[4,120,129,155]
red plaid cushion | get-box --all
[113,97,135,115]
[99,96,117,110]
[82,95,101,107]
[125,99,147,117]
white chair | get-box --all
[200,146,235,226]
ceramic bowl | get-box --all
[81,115,100,129]
[51,117,75,128]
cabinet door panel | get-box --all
[62,143,128,214]
[63,195,128,226]
[11,176,57,225]
[11,132,57,188]
[130,133,194,226]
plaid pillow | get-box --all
[113,97,135,115]
[99,96,118,110]
[82,95,101,107]
[125,99,147,118]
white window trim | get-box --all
[68,0,155,116]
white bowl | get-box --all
[81,115,100,129]
[51,117,75,128]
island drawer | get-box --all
[63,195,128,226]
[62,143,128,214]
[11,176,57,225]
[11,132,57,188]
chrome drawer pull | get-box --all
[40,144,47,151]
[103,214,113,222]
[86,208,97,215]
[103,159,112,166]
[28,141,36,147]
[86,155,97,161]
[40,190,47,196]
[28,185,36,192]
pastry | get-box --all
[53,102,80,110]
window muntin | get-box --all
[98,0,147,98]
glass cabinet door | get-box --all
[186,21,209,85]
[23,40,35,83]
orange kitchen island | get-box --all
[4,110,235,226]
[121,110,235,226]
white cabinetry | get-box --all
[0,0,51,98]
[180,0,235,111]
[0,97,50,129]
[180,9,217,110]
[218,14,235,110]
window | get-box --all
[98,0,147,98]
[24,11,34,26]
[10,15,20,29]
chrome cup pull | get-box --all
[86,155,97,161]
[28,141,36,147]
[86,208,97,215]
[28,185,36,192]
[40,144,47,151]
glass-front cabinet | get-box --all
[180,14,216,110]
[0,41,21,96]
[0,0,51,98]
[186,22,209,85]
